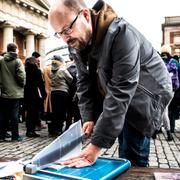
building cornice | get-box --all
[39,0,50,10]
[162,23,180,28]
[0,0,50,37]
[13,0,50,17]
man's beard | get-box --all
[68,39,88,52]
[71,30,92,52]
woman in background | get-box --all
[50,55,73,136]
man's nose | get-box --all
[62,34,70,42]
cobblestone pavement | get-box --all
[0,120,179,169]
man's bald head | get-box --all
[49,0,87,15]
[62,0,87,12]
[49,0,87,31]
[48,0,92,50]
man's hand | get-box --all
[82,121,94,137]
[61,143,101,168]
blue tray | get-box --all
[24,157,131,180]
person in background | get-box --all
[0,43,25,141]
[161,45,180,133]
[24,56,46,137]
[32,51,46,130]
[0,55,2,121]
[0,52,12,139]
[0,53,4,95]
[42,61,53,135]
[173,55,180,63]
[50,55,73,136]
[49,0,173,167]
[173,55,180,121]
[32,51,41,68]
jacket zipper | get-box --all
[138,84,157,102]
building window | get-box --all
[174,36,180,45]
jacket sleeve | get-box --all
[37,69,47,100]
[15,59,26,87]
[91,27,141,148]
[63,69,73,84]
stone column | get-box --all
[26,31,35,57]
[39,36,46,56]
[39,35,47,68]
[2,24,14,52]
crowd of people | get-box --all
[152,44,180,141]
[0,0,180,168]
[0,43,80,141]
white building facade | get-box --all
[0,0,50,63]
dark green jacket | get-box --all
[0,52,25,99]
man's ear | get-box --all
[81,9,91,23]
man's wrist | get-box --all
[88,143,102,153]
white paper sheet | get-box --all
[0,160,23,178]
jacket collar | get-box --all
[90,0,117,47]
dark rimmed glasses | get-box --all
[54,10,82,39]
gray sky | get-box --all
[46,0,180,52]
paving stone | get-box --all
[149,153,157,157]
[148,161,158,167]
[166,156,176,161]
[169,161,179,168]
[149,157,157,161]
[157,154,166,159]
[171,146,178,151]
[159,164,169,168]
[164,148,171,153]
[174,155,180,163]
[150,148,156,153]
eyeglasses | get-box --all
[54,11,81,39]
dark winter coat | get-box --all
[70,0,173,148]
[24,63,46,108]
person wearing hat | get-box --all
[50,55,73,136]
